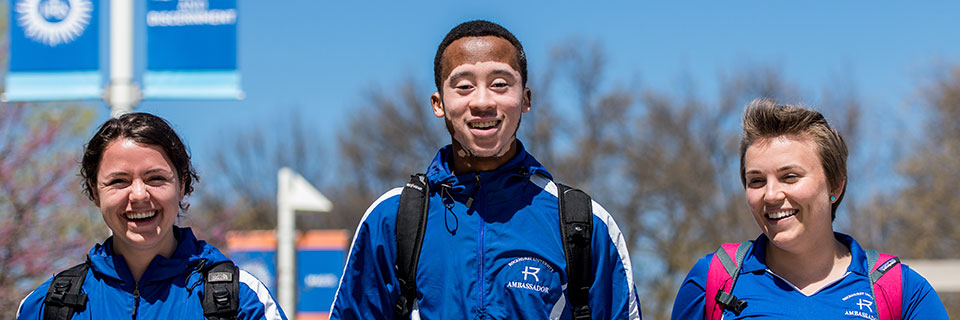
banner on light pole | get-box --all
[3,0,102,102]
[144,0,241,100]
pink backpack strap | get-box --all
[865,249,903,320]
[705,241,752,320]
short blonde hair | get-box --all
[739,98,848,219]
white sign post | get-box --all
[276,167,332,316]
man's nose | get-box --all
[469,88,497,110]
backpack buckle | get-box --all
[728,298,747,315]
[715,290,747,316]
[566,222,591,246]
[46,280,70,304]
[213,287,232,308]
[571,305,591,320]
[393,295,410,315]
[45,278,87,307]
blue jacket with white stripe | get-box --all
[330,142,642,319]
[17,227,287,320]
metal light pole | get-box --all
[107,0,140,117]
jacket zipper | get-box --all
[473,174,486,315]
[132,283,140,319]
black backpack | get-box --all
[42,259,240,320]
[393,174,595,320]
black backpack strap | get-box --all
[394,174,430,318]
[557,183,594,320]
[202,261,240,320]
[43,261,90,320]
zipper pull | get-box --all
[133,283,140,318]
[466,174,481,208]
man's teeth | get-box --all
[470,120,498,129]
[767,209,798,220]
[126,211,157,220]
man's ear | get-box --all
[522,87,532,114]
[431,93,445,118]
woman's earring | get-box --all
[830,196,837,202]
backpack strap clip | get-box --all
[714,290,746,316]
[202,261,240,320]
[705,241,752,320]
[43,260,89,320]
[45,278,88,308]
[571,305,592,320]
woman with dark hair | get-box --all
[670,99,948,319]
[17,113,287,319]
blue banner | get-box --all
[144,0,241,99]
[298,249,345,316]
[227,230,346,319]
[4,0,101,101]
[230,250,278,293]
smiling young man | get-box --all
[329,20,641,320]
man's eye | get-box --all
[456,85,473,90]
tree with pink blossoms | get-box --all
[0,103,103,312]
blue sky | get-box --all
[68,1,960,187]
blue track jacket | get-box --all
[330,143,642,319]
[671,233,948,319]
[17,227,287,320]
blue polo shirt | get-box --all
[671,233,948,319]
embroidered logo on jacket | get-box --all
[842,291,878,320]
[504,257,556,294]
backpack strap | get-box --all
[556,183,594,320]
[43,260,90,320]
[705,241,752,320]
[202,261,240,320]
[394,174,430,318]
[865,249,903,320]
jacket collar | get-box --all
[741,232,871,277]
[424,140,552,203]
[87,226,231,284]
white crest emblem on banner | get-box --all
[16,0,93,47]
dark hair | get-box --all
[739,98,848,219]
[81,112,199,211]
[433,20,527,92]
